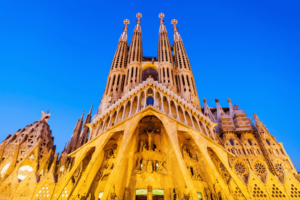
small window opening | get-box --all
[146,96,154,106]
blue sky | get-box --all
[0,0,300,170]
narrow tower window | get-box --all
[248,139,252,146]
[126,69,129,86]
[266,139,271,146]
[186,75,190,86]
[230,139,234,146]
[121,75,125,92]
[135,67,138,82]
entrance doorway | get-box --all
[136,189,164,200]
[136,189,147,200]
[153,189,164,200]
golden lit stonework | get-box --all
[0,13,299,200]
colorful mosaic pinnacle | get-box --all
[0,13,299,200]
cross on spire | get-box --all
[123,19,130,32]
[159,13,165,23]
[136,13,142,24]
[136,13,142,19]
[171,19,178,32]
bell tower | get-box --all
[172,19,201,110]
[157,13,176,92]
[125,13,143,92]
[98,19,129,115]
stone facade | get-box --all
[0,13,299,200]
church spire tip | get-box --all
[119,19,129,42]
[171,19,178,32]
[136,13,142,20]
[159,13,165,24]
[80,110,85,120]
[134,13,142,33]
[123,19,130,32]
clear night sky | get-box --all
[0,1,299,170]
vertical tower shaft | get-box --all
[157,13,176,92]
[125,13,143,92]
[172,19,201,110]
[98,19,129,115]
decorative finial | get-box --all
[227,98,231,103]
[136,13,142,24]
[123,19,130,25]
[123,19,130,32]
[171,19,178,32]
[136,13,142,19]
[159,13,165,23]
[215,98,219,102]
[203,98,207,103]
[159,13,165,19]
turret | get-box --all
[125,13,143,91]
[76,105,93,148]
[67,111,84,153]
[172,19,200,110]
[157,13,176,91]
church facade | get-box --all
[0,13,299,200]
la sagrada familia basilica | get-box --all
[0,13,299,200]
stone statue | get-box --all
[192,153,198,161]
[183,146,190,159]
[108,92,113,103]
[142,143,148,151]
[139,140,144,152]
[190,94,194,103]
[147,160,153,173]
[183,187,190,200]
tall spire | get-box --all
[110,19,129,70]
[172,19,191,70]
[125,13,143,91]
[98,19,130,115]
[127,13,142,64]
[158,13,173,63]
[172,19,201,110]
[157,13,176,93]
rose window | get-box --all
[254,163,266,175]
[234,162,246,176]
[275,163,284,174]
